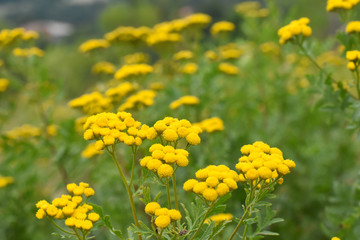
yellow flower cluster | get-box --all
[183,165,239,202]
[5,124,41,139]
[35,182,99,232]
[0,78,9,92]
[91,61,115,75]
[146,32,182,46]
[114,64,153,80]
[205,50,218,61]
[13,47,44,57]
[170,95,200,109]
[140,144,190,177]
[83,112,149,148]
[278,18,312,45]
[144,202,182,228]
[218,62,239,75]
[148,117,202,145]
[81,143,103,158]
[346,21,360,34]
[235,141,295,184]
[260,42,280,56]
[180,63,198,74]
[185,13,212,28]
[173,50,194,61]
[219,44,244,59]
[326,0,359,11]
[118,90,156,111]
[124,52,149,64]
[235,2,269,18]
[205,213,233,224]
[0,28,38,46]
[346,50,360,70]
[331,237,341,240]
[68,92,112,115]
[0,176,14,188]
[210,21,235,35]
[194,117,224,133]
[46,124,58,137]
[105,26,151,43]
[79,39,109,53]
[105,82,137,101]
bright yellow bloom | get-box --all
[114,64,153,80]
[205,213,233,224]
[0,78,9,92]
[193,117,224,133]
[170,95,200,109]
[79,39,109,53]
[118,90,156,111]
[91,61,115,75]
[155,215,171,228]
[218,62,239,75]
[0,176,14,188]
[157,164,174,178]
[278,18,312,45]
[145,202,161,215]
[13,47,44,57]
[211,21,235,35]
[5,124,41,139]
[331,237,341,240]
[180,63,198,74]
[173,50,194,60]
[124,52,149,64]
[327,0,359,11]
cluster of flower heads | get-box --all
[83,112,151,149]
[144,202,182,228]
[68,92,112,115]
[12,47,44,57]
[105,26,151,43]
[148,117,202,145]
[259,42,280,56]
[105,82,137,101]
[0,78,9,92]
[81,142,103,158]
[140,144,189,178]
[235,141,295,185]
[118,89,156,111]
[146,32,182,46]
[331,237,341,240]
[346,50,360,71]
[326,0,359,11]
[123,52,149,64]
[35,182,99,232]
[180,63,198,75]
[91,61,115,75]
[193,117,224,133]
[79,39,109,53]
[235,1,269,18]
[183,165,239,202]
[210,21,235,35]
[219,43,244,59]
[278,17,312,45]
[173,50,194,61]
[114,64,153,80]
[205,213,233,225]
[346,21,360,34]
[169,95,200,109]
[5,124,41,139]
[0,28,38,46]
[0,176,14,188]
[218,62,239,75]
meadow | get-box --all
[0,1,359,240]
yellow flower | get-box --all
[168,209,182,221]
[218,62,239,75]
[183,179,199,191]
[202,188,218,201]
[46,205,58,216]
[181,63,198,74]
[0,176,14,188]
[35,209,46,219]
[155,215,171,228]
[173,50,194,60]
[114,64,153,80]
[331,237,341,240]
[211,21,235,35]
[278,18,312,45]
[79,39,109,53]
[88,213,100,222]
[205,213,233,224]
[84,188,95,197]
[91,61,115,75]
[185,132,201,145]
[327,0,359,11]
[157,164,174,178]
[162,129,178,142]
[170,95,200,109]
[0,78,9,92]
[145,202,161,215]
[193,117,224,133]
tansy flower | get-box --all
[205,213,233,224]
[180,63,198,74]
[0,78,9,92]
[210,21,235,35]
[114,64,153,80]
[170,95,200,109]
[173,50,194,60]
[79,39,109,53]
[278,18,312,45]
[184,165,240,202]
[327,0,360,11]
[91,61,115,75]
[193,117,224,133]
[218,62,239,75]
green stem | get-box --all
[228,204,252,240]
[242,224,249,240]
[48,217,75,236]
[129,147,137,187]
[189,201,216,240]
[355,68,360,98]
[73,228,82,240]
[109,149,142,240]
[172,167,179,210]
[166,178,172,209]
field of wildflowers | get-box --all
[1,1,360,239]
